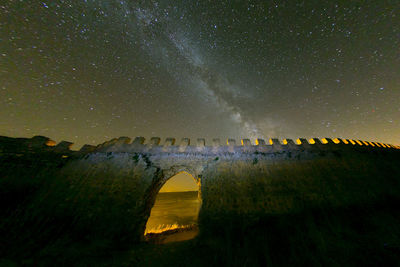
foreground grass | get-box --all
[2,198,399,267]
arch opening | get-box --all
[144,171,201,243]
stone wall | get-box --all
[0,135,399,247]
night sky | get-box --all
[1,1,399,148]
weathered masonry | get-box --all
[1,135,399,243]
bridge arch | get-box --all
[142,165,202,238]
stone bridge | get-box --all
[1,135,400,244]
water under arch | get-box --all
[144,171,201,237]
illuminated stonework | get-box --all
[0,135,399,243]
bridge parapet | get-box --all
[0,135,398,156]
[85,136,399,155]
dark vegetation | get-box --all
[1,189,399,266]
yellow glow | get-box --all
[342,139,349,144]
[355,140,363,146]
[379,143,387,148]
[62,155,68,158]
[269,138,273,145]
[241,139,244,146]
[282,139,288,145]
[368,142,375,147]
[333,138,341,144]
[296,138,302,145]
[46,140,56,146]
[255,139,259,145]
[321,138,328,144]
[146,171,200,237]
[374,142,381,147]
[145,223,195,235]
[159,171,199,192]
[348,139,356,145]
[309,138,316,144]
[362,141,369,146]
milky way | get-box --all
[1,1,399,147]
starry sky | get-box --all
[1,1,399,148]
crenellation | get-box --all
[355,140,363,146]
[296,138,310,148]
[373,142,381,147]
[368,141,375,147]
[310,138,332,151]
[161,138,176,152]
[361,141,370,146]
[54,141,74,152]
[118,136,132,144]
[96,138,118,151]
[45,140,57,147]
[256,138,266,146]
[323,138,335,145]
[179,138,190,152]
[196,138,205,148]
[31,135,53,148]
[241,139,251,146]
[180,138,190,146]
[98,137,132,152]
[79,144,96,153]
[0,135,398,156]
[132,136,145,145]
[212,138,220,153]
[149,137,161,146]
[269,138,280,145]
[268,138,274,145]
[338,138,346,146]
[212,138,220,147]
[311,138,323,145]
[127,137,146,153]
[227,138,236,146]
[347,139,356,145]
[164,138,176,146]
[283,139,297,149]
[227,139,236,153]
[268,138,282,151]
